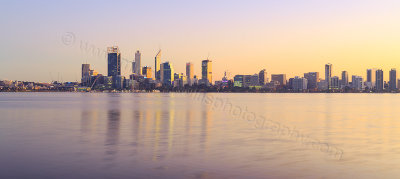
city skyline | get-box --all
[2,1,400,82]
[0,1,400,82]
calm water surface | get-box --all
[0,93,400,178]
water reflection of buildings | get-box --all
[152,94,175,161]
[80,94,99,142]
[104,94,121,165]
[200,96,212,154]
[76,93,214,163]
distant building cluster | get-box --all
[0,80,79,92]
[77,45,400,93]
[2,46,400,93]
[77,46,213,92]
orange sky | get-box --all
[1,1,400,82]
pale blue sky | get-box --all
[1,0,400,82]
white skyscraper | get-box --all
[135,50,141,75]
[352,75,364,91]
[292,76,308,90]
[325,63,332,89]
[366,69,376,89]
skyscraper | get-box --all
[107,46,121,77]
[376,69,384,92]
[81,64,90,86]
[292,76,308,90]
[155,50,161,80]
[341,71,349,88]
[325,63,332,89]
[330,76,340,89]
[160,62,174,86]
[142,66,152,79]
[186,62,194,85]
[135,50,141,75]
[132,61,136,74]
[259,69,268,85]
[304,72,319,90]
[81,64,90,78]
[201,59,212,86]
[352,75,364,91]
[367,69,376,89]
[389,68,397,91]
[271,74,286,86]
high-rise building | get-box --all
[142,66,152,79]
[81,64,90,86]
[160,62,174,86]
[304,72,319,90]
[132,62,136,74]
[367,69,376,89]
[271,74,286,86]
[201,60,212,86]
[325,63,332,89]
[107,46,121,77]
[330,76,340,89]
[292,76,308,90]
[341,71,349,88]
[82,64,90,79]
[112,75,124,90]
[258,69,268,85]
[389,68,397,91]
[186,62,194,85]
[135,50,141,75]
[155,50,161,80]
[352,75,364,91]
[376,69,384,92]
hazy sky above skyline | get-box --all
[1,0,400,82]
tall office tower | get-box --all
[330,76,340,89]
[341,71,349,87]
[376,69,384,91]
[186,62,194,85]
[389,68,397,91]
[135,50,141,75]
[352,75,364,91]
[160,62,174,86]
[107,46,121,77]
[292,76,308,90]
[367,69,376,88]
[271,74,287,86]
[155,50,161,80]
[142,66,152,79]
[325,63,332,89]
[201,59,212,86]
[81,64,91,86]
[259,69,268,85]
[132,62,136,74]
[304,72,319,90]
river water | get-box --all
[0,93,399,178]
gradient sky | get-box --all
[1,0,400,82]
